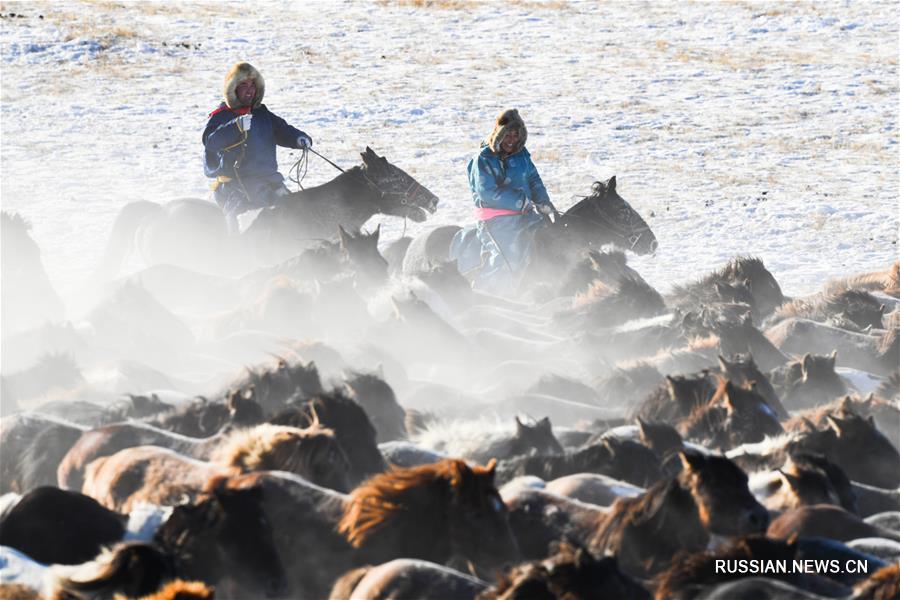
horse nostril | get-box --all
[649,239,658,254]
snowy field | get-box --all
[1,0,897,305]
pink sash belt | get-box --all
[475,207,520,221]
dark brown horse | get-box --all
[337,224,390,289]
[728,409,900,489]
[750,452,858,515]
[0,482,287,596]
[769,351,848,410]
[678,379,784,451]
[668,256,786,320]
[225,459,518,598]
[477,542,651,600]
[503,451,767,577]
[494,436,662,488]
[343,370,407,443]
[95,147,438,279]
[269,390,388,486]
[0,412,86,494]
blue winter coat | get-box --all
[467,145,551,212]
[202,103,308,214]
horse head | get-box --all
[157,482,287,598]
[338,459,518,571]
[360,147,439,222]
[677,450,769,538]
[338,224,389,286]
[561,177,657,256]
[512,416,565,457]
[446,459,520,571]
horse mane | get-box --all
[671,256,769,298]
[853,562,900,600]
[592,478,693,550]
[564,181,609,215]
[122,579,214,600]
[338,458,494,548]
[51,542,174,599]
[211,422,336,474]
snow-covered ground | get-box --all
[1,0,897,306]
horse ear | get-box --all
[777,468,800,491]
[826,414,846,437]
[839,395,853,412]
[801,353,813,381]
[605,176,617,193]
[372,223,381,244]
[515,416,525,432]
[665,375,678,401]
[717,354,730,371]
[375,363,385,378]
[338,225,351,248]
[636,417,649,437]
[879,303,886,314]
[539,416,551,429]
[828,350,837,367]
[308,402,322,428]
[343,382,357,399]
[722,380,738,409]
[866,414,876,428]
[678,450,704,473]
[485,458,497,477]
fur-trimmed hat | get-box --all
[488,108,527,155]
[224,62,265,109]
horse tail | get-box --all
[95,201,163,281]
[51,541,174,599]
[327,565,372,600]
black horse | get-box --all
[96,147,438,278]
[401,176,656,291]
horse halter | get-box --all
[574,191,652,251]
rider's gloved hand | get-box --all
[536,202,556,216]
[297,134,313,150]
[237,114,253,132]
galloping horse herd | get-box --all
[1,149,898,599]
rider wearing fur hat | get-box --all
[465,108,556,294]
[203,62,313,229]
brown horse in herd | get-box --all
[80,423,350,512]
[221,458,518,598]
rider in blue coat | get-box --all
[461,108,556,295]
[203,62,313,230]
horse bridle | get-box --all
[303,147,426,208]
[565,193,651,251]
